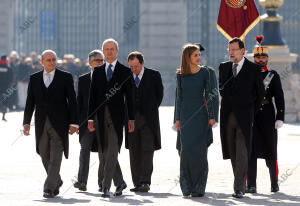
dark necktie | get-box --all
[135,75,140,87]
[232,63,238,77]
[107,64,113,81]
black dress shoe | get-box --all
[43,190,54,198]
[130,186,140,192]
[271,185,279,193]
[191,192,204,197]
[183,193,190,198]
[101,188,110,198]
[232,191,244,198]
[54,180,63,196]
[78,184,87,191]
[139,184,150,192]
[74,181,80,188]
[245,186,257,193]
[114,181,127,196]
[73,181,86,191]
[98,185,103,192]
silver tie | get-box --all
[232,63,238,77]
[45,73,51,87]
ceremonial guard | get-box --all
[246,36,285,193]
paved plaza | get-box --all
[1,107,300,205]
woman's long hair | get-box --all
[177,44,200,76]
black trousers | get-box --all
[225,112,248,193]
[128,112,155,187]
[247,158,278,187]
[77,129,99,185]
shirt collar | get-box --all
[236,57,245,68]
[105,59,117,71]
[43,68,56,76]
[90,71,93,79]
[133,67,145,79]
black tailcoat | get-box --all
[125,68,164,151]
[88,61,135,151]
[23,69,78,158]
[219,58,265,159]
[77,72,98,152]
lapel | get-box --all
[102,61,120,84]
[38,71,46,94]
[47,69,59,90]
[224,62,233,80]
[96,64,107,84]
[40,68,59,90]
[235,58,249,79]
[110,61,121,83]
[87,72,91,84]
[138,68,147,89]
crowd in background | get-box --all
[2,51,90,113]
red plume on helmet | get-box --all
[253,35,268,57]
[255,35,264,45]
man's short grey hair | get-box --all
[88,50,104,62]
[41,50,57,59]
[102,38,119,51]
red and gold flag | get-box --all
[217,0,260,40]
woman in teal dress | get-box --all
[175,44,219,197]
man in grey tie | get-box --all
[23,50,79,198]
[88,39,135,198]
[218,38,265,198]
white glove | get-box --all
[275,120,283,129]
[212,122,218,128]
[172,123,177,131]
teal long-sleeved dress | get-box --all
[175,66,219,196]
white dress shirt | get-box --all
[90,69,93,79]
[133,66,145,85]
[234,57,245,75]
[105,59,117,76]
[43,69,55,87]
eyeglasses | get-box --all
[227,48,241,52]
[44,58,56,62]
[93,59,104,63]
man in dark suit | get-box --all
[73,50,104,191]
[88,38,135,198]
[23,50,78,198]
[246,37,285,194]
[125,51,163,193]
[219,38,265,198]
